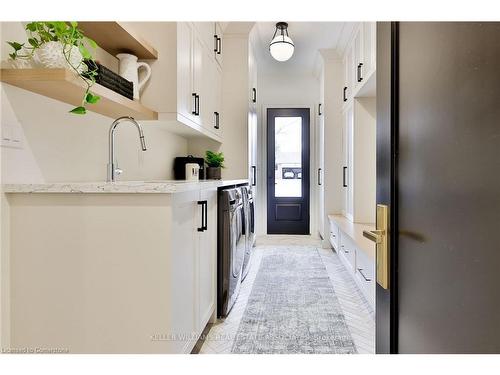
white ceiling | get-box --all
[251,22,356,76]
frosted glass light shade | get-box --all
[269,35,294,62]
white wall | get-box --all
[256,70,320,235]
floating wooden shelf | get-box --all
[77,22,158,60]
[0,68,158,120]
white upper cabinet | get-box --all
[138,22,222,142]
[193,22,223,67]
[214,22,223,67]
[362,22,376,79]
[353,26,363,92]
[342,22,376,105]
[342,44,354,104]
[177,22,195,124]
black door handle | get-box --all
[318,103,322,116]
[252,166,256,186]
[343,166,348,187]
[343,86,347,102]
[318,168,322,186]
[214,111,219,129]
[252,88,256,103]
[214,34,218,52]
[196,94,200,116]
[357,63,363,82]
[197,200,206,232]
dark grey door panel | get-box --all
[377,21,500,354]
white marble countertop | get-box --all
[2,179,249,194]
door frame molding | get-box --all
[258,103,317,236]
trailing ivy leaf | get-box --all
[85,37,97,49]
[7,41,24,51]
[9,52,16,60]
[70,106,86,115]
[85,93,100,104]
[78,44,91,60]
[26,22,37,32]
[28,38,39,48]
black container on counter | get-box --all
[174,155,205,180]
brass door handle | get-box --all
[363,229,384,244]
[365,204,390,290]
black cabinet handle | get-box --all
[197,200,207,232]
[217,37,222,55]
[318,103,322,116]
[192,93,197,115]
[318,168,322,186]
[252,88,256,103]
[214,111,219,129]
[357,268,371,282]
[195,94,200,116]
[252,166,256,186]
[357,63,364,82]
[343,166,348,187]
[343,86,347,102]
[203,201,208,230]
[214,34,218,52]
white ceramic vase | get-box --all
[35,41,86,73]
[116,53,152,100]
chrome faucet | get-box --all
[107,116,147,182]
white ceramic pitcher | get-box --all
[116,53,152,100]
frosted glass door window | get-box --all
[274,117,302,197]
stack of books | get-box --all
[84,60,134,100]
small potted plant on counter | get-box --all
[205,150,224,180]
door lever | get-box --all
[363,229,384,244]
[363,204,390,290]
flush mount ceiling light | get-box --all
[269,22,294,62]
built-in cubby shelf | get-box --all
[0,68,158,120]
[77,22,158,59]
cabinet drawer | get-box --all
[339,235,355,270]
[329,221,340,250]
[354,248,375,306]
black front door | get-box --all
[377,22,500,353]
[267,108,310,234]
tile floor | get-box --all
[199,235,375,354]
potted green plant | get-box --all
[7,21,100,115]
[205,150,224,180]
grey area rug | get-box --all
[231,246,357,354]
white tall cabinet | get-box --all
[248,39,258,192]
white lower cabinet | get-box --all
[329,221,340,251]
[354,247,375,305]
[339,233,356,271]
[197,186,217,332]
[170,187,217,353]
[329,216,375,309]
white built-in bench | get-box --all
[328,214,376,308]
